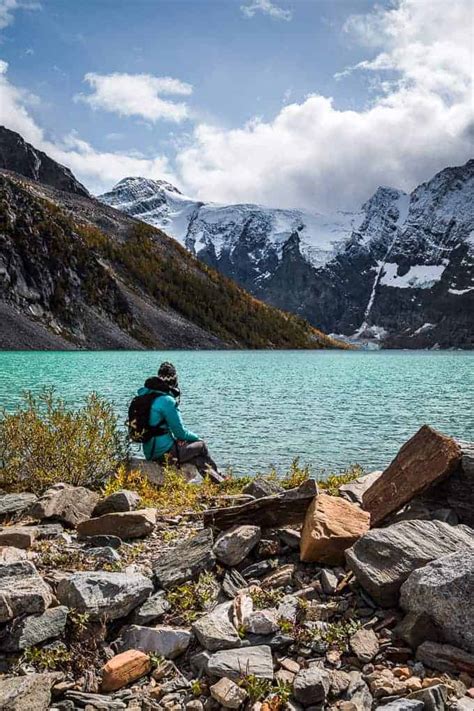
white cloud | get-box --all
[0,0,40,31]
[76,72,193,123]
[241,0,292,22]
[176,0,473,211]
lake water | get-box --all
[0,350,472,477]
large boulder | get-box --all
[153,528,215,589]
[56,571,152,620]
[1,606,68,651]
[213,525,261,566]
[30,483,99,528]
[77,509,156,539]
[0,493,37,522]
[92,490,140,517]
[0,672,60,711]
[362,425,462,526]
[300,493,370,564]
[119,625,192,659]
[0,560,53,623]
[346,520,474,607]
[207,645,274,680]
[193,601,241,651]
[400,550,474,652]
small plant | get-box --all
[21,644,73,671]
[148,652,165,669]
[166,572,219,622]
[68,609,90,633]
[317,464,364,496]
[190,679,204,696]
[280,458,311,489]
[239,674,272,702]
[249,588,284,610]
[277,617,294,634]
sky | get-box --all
[0,0,472,211]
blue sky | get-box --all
[0,0,472,209]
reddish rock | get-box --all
[300,494,370,564]
[362,425,462,526]
[100,649,151,692]
[77,509,156,539]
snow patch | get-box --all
[380,263,446,289]
[448,287,474,295]
[413,322,436,335]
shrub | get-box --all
[0,388,127,494]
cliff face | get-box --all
[101,162,474,348]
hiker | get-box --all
[129,361,225,483]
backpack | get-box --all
[127,392,169,443]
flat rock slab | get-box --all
[416,641,474,676]
[206,645,274,680]
[0,560,53,623]
[400,549,474,653]
[242,478,284,499]
[120,624,192,659]
[153,528,215,589]
[132,590,171,625]
[362,425,462,526]
[203,480,317,530]
[77,509,156,540]
[0,493,36,522]
[213,525,261,567]
[210,677,248,708]
[0,672,60,711]
[193,601,242,651]
[300,493,370,564]
[56,571,152,620]
[0,526,37,549]
[92,490,140,517]
[30,483,99,528]
[346,519,474,607]
[2,605,68,651]
[378,701,424,710]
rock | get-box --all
[395,612,440,649]
[362,426,462,526]
[0,546,27,562]
[261,564,294,589]
[30,483,99,528]
[77,509,156,539]
[321,568,339,595]
[300,493,370,564]
[86,546,121,562]
[207,645,274,680]
[0,560,53,623]
[278,528,301,550]
[377,702,424,710]
[0,672,60,710]
[242,478,284,499]
[245,609,279,635]
[2,605,68,651]
[81,534,122,549]
[339,470,383,505]
[92,490,140,517]
[0,492,37,521]
[416,641,474,675]
[346,520,474,607]
[329,669,351,697]
[193,601,241,651]
[153,528,215,589]
[210,677,248,708]
[56,571,152,620]
[343,671,373,710]
[0,526,36,548]
[119,625,192,659]
[213,525,261,566]
[33,523,65,540]
[400,550,474,652]
[128,457,164,486]
[132,590,171,624]
[408,684,448,711]
[349,628,380,662]
[65,691,126,709]
[293,665,330,706]
[100,650,151,692]
[222,569,247,598]
[277,595,299,624]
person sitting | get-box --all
[135,361,224,483]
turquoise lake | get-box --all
[0,350,472,476]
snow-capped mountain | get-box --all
[99,159,474,348]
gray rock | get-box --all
[0,560,53,623]
[0,492,36,521]
[408,684,448,711]
[277,594,299,623]
[395,611,440,649]
[77,509,156,539]
[30,483,99,528]
[213,525,261,567]
[278,528,301,550]
[81,534,122,549]
[400,549,474,652]
[320,569,338,595]
[193,601,241,651]
[245,609,279,635]
[1,605,68,651]
[206,645,274,680]
[416,641,474,675]
[0,672,60,710]
[377,701,424,710]
[132,590,171,624]
[346,520,474,607]
[455,700,474,711]
[65,691,126,709]
[0,526,36,548]
[119,624,191,659]
[343,670,373,710]
[329,669,351,697]
[339,470,383,505]
[349,628,380,662]
[34,523,64,540]
[86,546,121,562]
[210,677,247,708]
[154,528,215,589]
[222,569,247,598]
[56,571,152,620]
[293,666,330,706]
[92,490,140,517]
[0,547,27,563]
[242,478,283,499]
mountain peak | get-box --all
[111,176,183,196]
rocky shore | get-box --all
[0,425,473,711]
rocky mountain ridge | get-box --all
[100,161,474,349]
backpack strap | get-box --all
[147,392,169,438]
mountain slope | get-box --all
[0,170,341,350]
[100,161,474,348]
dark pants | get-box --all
[165,440,223,483]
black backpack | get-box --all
[127,392,169,443]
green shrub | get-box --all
[0,388,127,494]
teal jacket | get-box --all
[138,386,200,460]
